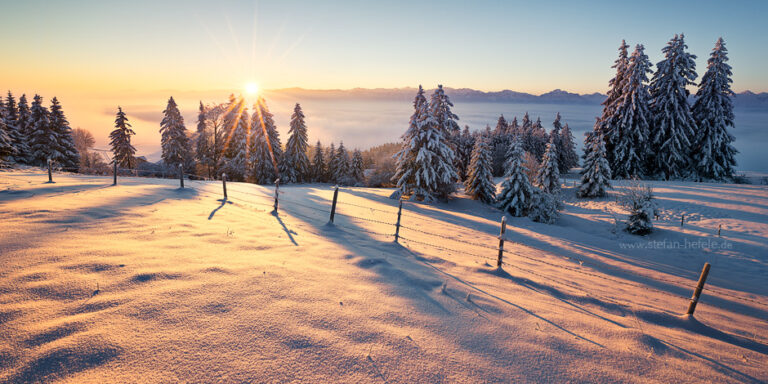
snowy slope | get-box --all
[0,169,766,383]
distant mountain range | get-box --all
[269,87,768,108]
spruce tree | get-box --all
[496,139,534,216]
[351,149,365,184]
[455,125,475,180]
[612,44,653,179]
[28,94,52,165]
[249,96,282,184]
[528,117,548,160]
[692,37,737,181]
[221,95,249,181]
[507,116,520,136]
[311,140,326,182]
[600,40,630,168]
[48,97,78,170]
[578,127,612,198]
[491,115,512,177]
[536,137,560,193]
[464,136,496,204]
[391,85,426,199]
[283,103,310,183]
[331,141,351,184]
[3,92,26,163]
[325,142,336,183]
[649,34,698,180]
[159,96,191,168]
[110,107,136,168]
[194,101,212,176]
[559,123,579,174]
[16,94,32,164]
[0,109,15,163]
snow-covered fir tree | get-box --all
[491,114,512,176]
[496,139,534,216]
[331,141,351,184]
[48,97,79,170]
[648,34,698,180]
[599,40,630,169]
[536,137,560,193]
[622,180,658,235]
[3,92,27,163]
[391,85,459,201]
[311,140,326,182]
[283,103,310,183]
[350,149,365,184]
[109,106,136,168]
[159,96,191,169]
[691,37,737,181]
[28,94,52,165]
[611,44,653,179]
[16,94,32,164]
[249,96,282,184]
[528,189,561,224]
[558,123,579,174]
[194,101,212,176]
[528,117,548,160]
[221,95,249,181]
[578,126,612,198]
[325,142,336,183]
[454,125,475,181]
[464,136,496,204]
[0,107,15,163]
[507,116,520,136]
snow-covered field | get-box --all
[1,169,766,383]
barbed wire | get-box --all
[398,224,501,251]
[398,235,498,263]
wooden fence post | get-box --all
[273,178,280,212]
[497,216,507,268]
[686,262,711,316]
[394,200,403,242]
[681,214,685,227]
[47,158,53,183]
[113,162,118,185]
[329,185,339,223]
[718,224,721,237]
[178,164,184,188]
[222,173,227,200]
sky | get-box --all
[1,0,767,158]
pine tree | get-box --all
[491,114,512,177]
[283,103,310,183]
[325,142,336,183]
[249,96,282,184]
[600,40,630,168]
[559,123,579,174]
[48,97,79,170]
[331,141,351,184]
[455,125,475,181]
[351,149,365,184]
[221,95,249,181]
[16,94,32,164]
[692,37,737,181]
[496,139,534,216]
[194,101,212,176]
[311,140,326,182]
[649,34,698,180]
[464,136,496,203]
[612,44,653,179]
[536,137,560,193]
[507,116,520,136]
[28,94,52,165]
[110,106,136,168]
[578,127,612,198]
[391,85,426,198]
[0,106,15,163]
[2,92,23,163]
[159,96,191,169]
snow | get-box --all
[1,169,766,382]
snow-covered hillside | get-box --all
[1,169,766,383]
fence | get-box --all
[20,166,768,331]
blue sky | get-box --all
[1,0,766,93]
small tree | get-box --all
[350,149,365,184]
[558,123,579,173]
[331,141,352,185]
[578,129,612,198]
[464,136,496,204]
[536,138,560,193]
[110,107,137,168]
[496,139,534,216]
[311,140,326,182]
[528,189,560,224]
[621,180,658,235]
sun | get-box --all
[245,82,259,96]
